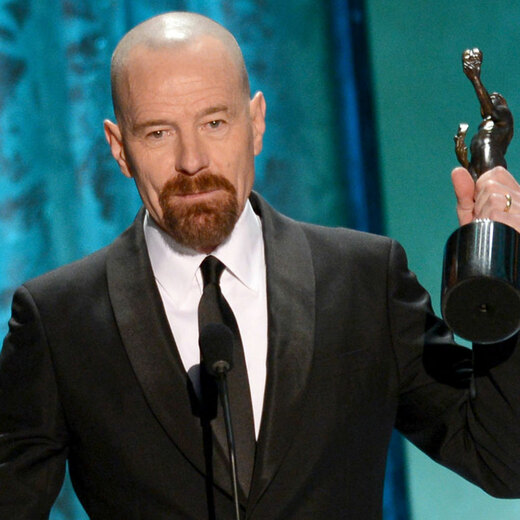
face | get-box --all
[104,38,266,252]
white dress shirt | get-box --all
[143,201,268,437]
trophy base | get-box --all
[442,219,520,344]
[442,276,520,343]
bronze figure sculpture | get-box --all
[454,48,514,181]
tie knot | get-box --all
[200,255,225,287]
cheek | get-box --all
[133,177,162,216]
[234,158,255,207]
[128,148,171,195]
[130,165,169,219]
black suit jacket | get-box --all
[1,193,520,519]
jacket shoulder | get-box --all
[22,211,144,301]
[299,220,399,270]
[22,246,111,305]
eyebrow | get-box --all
[132,119,172,133]
[197,104,230,118]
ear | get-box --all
[103,119,133,178]
[249,91,266,156]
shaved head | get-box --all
[110,12,250,121]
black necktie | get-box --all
[198,255,256,498]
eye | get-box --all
[206,120,224,130]
[144,129,175,143]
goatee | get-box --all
[158,172,239,252]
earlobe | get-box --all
[250,92,266,156]
[103,119,132,178]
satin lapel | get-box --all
[106,210,232,495]
[248,194,315,507]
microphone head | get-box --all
[199,323,234,376]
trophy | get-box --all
[441,48,520,343]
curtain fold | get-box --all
[328,1,409,518]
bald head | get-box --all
[110,12,250,121]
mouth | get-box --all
[175,188,221,200]
[159,173,237,211]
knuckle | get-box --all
[489,192,503,204]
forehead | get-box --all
[120,39,245,120]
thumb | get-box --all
[451,167,475,225]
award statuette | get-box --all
[442,48,520,344]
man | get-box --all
[1,11,520,520]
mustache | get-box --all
[161,172,236,197]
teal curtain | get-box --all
[0,1,408,518]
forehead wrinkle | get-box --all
[126,70,241,120]
[125,46,235,94]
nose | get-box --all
[175,131,209,175]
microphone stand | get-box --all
[200,323,241,520]
[214,367,241,520]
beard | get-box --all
[158,172,240,252]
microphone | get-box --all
[199,323,234,376]
[199,323,241,520]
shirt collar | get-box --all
[143,200,264,305]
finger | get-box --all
[476,166,518,191]
[474,167,520,215]
[475,192,520,232]
[477,192,512,218]
[451,167,475,225]
[473,167,520,232]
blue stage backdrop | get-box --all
[0,1,409,518]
